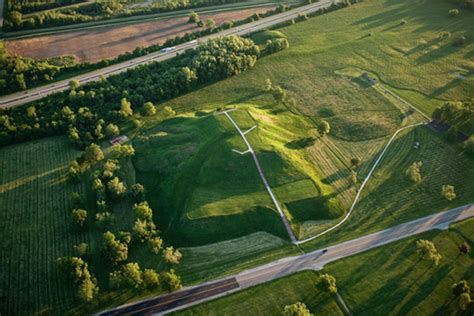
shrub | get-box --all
[449,9,460,17]
[441,184,456,201]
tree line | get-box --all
[0,35,280,148]
[3,0,243,31]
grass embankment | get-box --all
[179,218,474,315]
[133,106,343,244]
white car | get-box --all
[160,47,175,53]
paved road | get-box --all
[222,109,297,243]
[0,0,336,109]
[98,203,474,315]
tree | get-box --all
[350,157,361,168]
[441,184,456,201]
[452,280,471,296]
[84,143,104,164]
[161,269,182,291]
[133,219,156,242]
[69,79,80,90]
[72,209,87,227]
[459,293,472,311]
[121,262,143,289]
[271,86,286,104]
[111,143,135,158]
[317,121,330,136]
[7,11,23,26]
[102,231,128,264]
[102,159,120,178]
[119,98,133,118]
[143,269,160,289]
[143,102,157,116]
[162,106,176,118]
[73,243,89,257]
[107,177,127,199]
[106,123,120,138]
[406,161,423,183]
[188,11,199,23]
[206,18,216,29]
[318,273,337,293]
[77,271,99,302]
[282,302,313,316]
[416,239,442,265]
[264,78,273,92]
[149,236,163,254]
[449,9,460,17]
[134,201,153,221]
[131,183,146,201]
[68,160,83,181]
[163,246,182,264]
[26,106,37,119]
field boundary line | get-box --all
[219,109,298,243]
[297,122,427,244]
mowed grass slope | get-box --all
[0,137,88,315]
[302,125,474,250]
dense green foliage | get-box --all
[0,35,268,147]
[0,41,82,95]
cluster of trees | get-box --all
[406,161,423,183]
[57,256,99,302]
[0,41,80,95]
[59,141,183,302]
[416,239,442,266]
[452,280,474,312]
[432,100,473,154]
[3,0,244,31]
[0,35,269,148]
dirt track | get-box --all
[6,6,275,63]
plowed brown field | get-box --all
[6,6,275,62]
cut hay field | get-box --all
[5,5,276,62]
[179,218,474,315]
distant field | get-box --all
[175,270,344,316]
[6,6,276,62]
[181,218,474,315]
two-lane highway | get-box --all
[98,203,474,315]
[0,0,337,109]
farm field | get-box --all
[0,137,89,315]
[179,218,474,315]
[5,5,276,62]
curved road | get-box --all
[98,203,474,315]
[0,0,336,109]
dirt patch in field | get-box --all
[6,6,275,63]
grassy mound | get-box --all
[133,105,346,244]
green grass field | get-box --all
[179,218,474,315]
[0,137,88,315]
